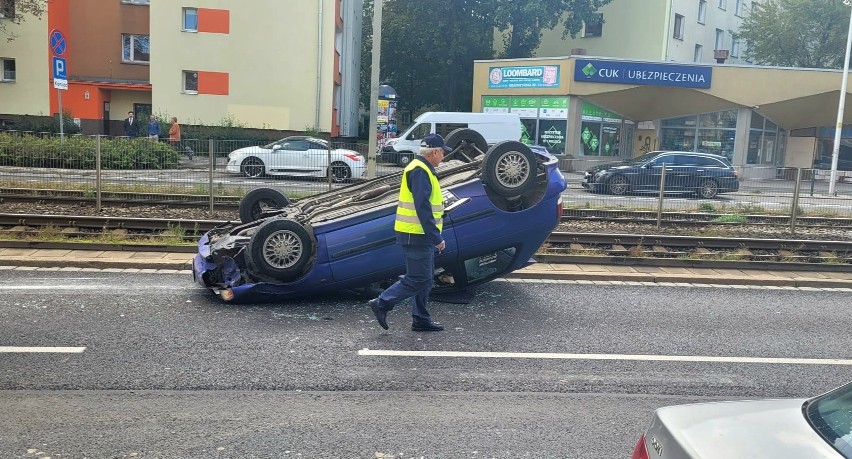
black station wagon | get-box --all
[582,151,739,199]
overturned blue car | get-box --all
[193,130,566,303]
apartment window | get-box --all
[735,0,744,16]
[0,0,15,18]
[183,70,198,93]
[694,44,703,62]
[122,34,149,63]
[718,0,726,9]
[583,13,603,37]
[698,0,707,23]
[673,14,685,39]
[715,28,724,50]
[1,58,15,81]
[183,8,198,31]
[731,37,741,57]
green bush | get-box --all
[0,133,179,170]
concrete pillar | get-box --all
[566,95,583,158]
[732,108,752,167]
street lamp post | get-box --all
[829,3,852,195]
[366,0,383,179]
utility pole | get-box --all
[829,3,852,195]
[366,0,383,179]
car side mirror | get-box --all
[272,144,283,150]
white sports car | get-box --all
[225,136,366,182]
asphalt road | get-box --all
[1,271,849,458]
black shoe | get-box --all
[368,299,388,330]
[411,318,444,332]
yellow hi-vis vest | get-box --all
[394,158,443,234]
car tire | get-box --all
[398,153,413,167]
[247,219,313,281]
[241,157,265,178]
[608,175,630,195]
[329,161,352,183]
[239,188,290,224]
[482,141,537,197]
[444,128,488,163]
[697,179,719,199]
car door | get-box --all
[302,140,331,175]
[636,154,669,192]
[666,154,698,192]
[266,139,309,175]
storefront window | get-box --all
[660,110,737,160]
[580,103,626,157]
[660,127,696,151]
[747,111,783,165]
[538,119,567,155]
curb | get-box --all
[506,269,852,288]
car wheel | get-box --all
[482,141,537,197]
[398,153,413,167]
[444,128,488,163]
[608,175,630,195]
[247,219,313,280]
[697,179,719,199]
[329,161,352,183]
[239,188,290,224]
[241,157,265,178]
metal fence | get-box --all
[561,158,852,226]
[1,131,851,227]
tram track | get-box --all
[0,213,849,267]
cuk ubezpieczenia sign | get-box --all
[574,59,712,89]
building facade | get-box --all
[475,56,852,177]
[529,0,755,65]
[0,0,362,138]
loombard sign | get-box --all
[489,65,560,89]
[574,59,712,89]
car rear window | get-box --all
[805,382,852,458]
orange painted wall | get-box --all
[198,71,229,95]
[198,9,230,34]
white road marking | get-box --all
[0,346,86,353]
[358,349,852,366]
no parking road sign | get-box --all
[49,29,67,56]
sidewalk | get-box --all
[1,246,851,288]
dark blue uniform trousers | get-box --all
[377,244,434,321]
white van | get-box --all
[380,112,522,166]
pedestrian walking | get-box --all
[367,133,450,332]
[147,115,160,140]
[168,117,193,160]
[123,111,139,138]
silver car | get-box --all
[631,381,852,458]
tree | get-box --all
[1,0,47,42]
[490,0,613,58]
[359,0,611,118]
[738,0,850,68]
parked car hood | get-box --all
[653,398,841,458]
[586,162,635,174]
[231,146,271,156]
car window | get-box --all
[650,155,672,167]
[673,154,699,166]
[696,156,725,167]
[464,248,517,283]
[436,123,467,137]
[805,382,852,458]
[406,123,431,141]
[280,140,312,151]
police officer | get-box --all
[368,133,450,332]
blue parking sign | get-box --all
[53,57,67,79]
